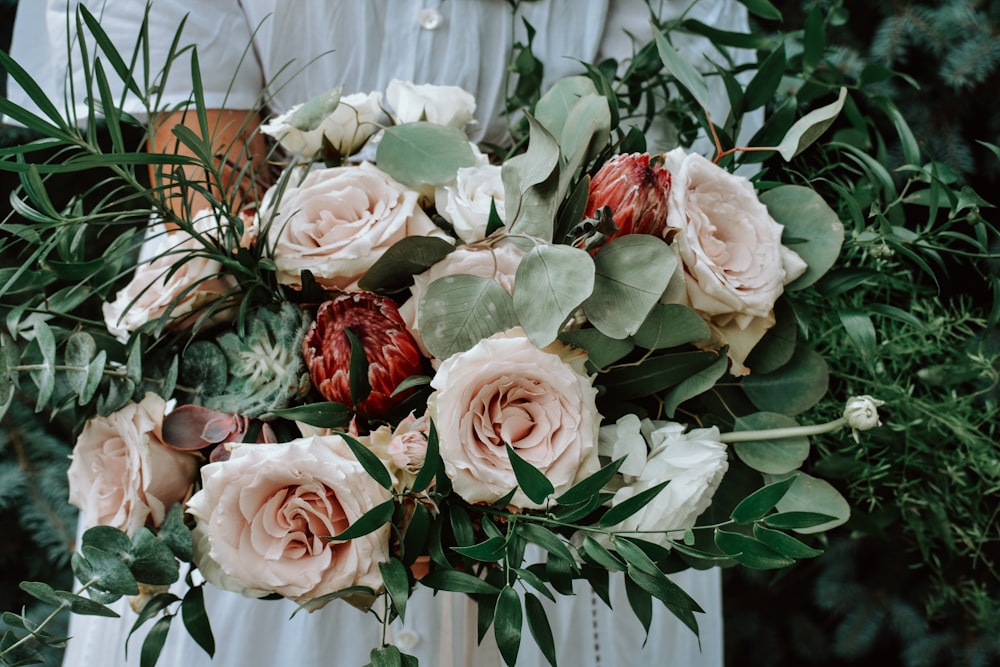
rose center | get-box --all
[256,484,349,560]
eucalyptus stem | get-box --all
[718,417,848,443]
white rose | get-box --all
[386,79,476,129]
[604,419,728,548]
[663,148,807,374]
[186,435,391,608]
[260,88,385,158]
[427,327,601,509]
[398,242,526,358]
[265,162,449,291]
[435,157,505,244]
[67,393,198,535]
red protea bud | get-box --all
[578,153,672,250]
[303,292,424,419]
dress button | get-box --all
[397,629,421,651]
[418,8,442,30]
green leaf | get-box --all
[19,582,119,618]
[741,343,829,415]
[759,185,844,290]
[744,44,786,112]
[601,350,717,400]
[452,536,509,562]
[128,592,179,648]
[762,511,840,530]
[32,320,56,412]
[580,536,626,572]
[139,616,172,667]
[714,530,795,569]
[268,402,350,428]
[130,529,180,585]
[583,235,676,339]
[770,471,850,533]
[743,300,796,375]
[418,274,518,359]
[654,31,712,112]
[555,457,625,506]
[506,444,555,505]
[340,433,393,490]
[732,412,810,474]
[663,352,728,418]
[632,304,710,351]
[411,421,439,494]
[357,236,455,293]
[494,586,523,667]
[344,328,372,407]
[738,0,782,20]
[557,329,634,369]
[502,115,561,239]
[181,586,215,658]
[623,575,653,637]
[730,476,798,524]
[517,524,576,566]
[376,122,476,187]
[514,244,595,348]
[525,594,557,667]
[371,645,405,667]
[73,547,139,597]
[287,86,342,131]
[158,504,192,562]
[753,525,823,559]
[775,87,848,160]
[179,341,228,396]
[326,499,394,541]
[600,480,669,528]
[838,311,878,375]
[419,570,502,596]
[625,565,703,636]
[380,559,411,622]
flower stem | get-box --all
[718,417,848,443]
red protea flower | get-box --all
[579,153,672,249]
[303,292,424,419]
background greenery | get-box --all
[1,0,998,665]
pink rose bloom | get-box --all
[365,413,430,492]
[67,393,198,535]
[186,435,391,607]
[427,328,600,509]
[103,211,239,342]
[663,148,807,374]
[398,242,526,358]
[265,162,449,291]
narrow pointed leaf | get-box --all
[525,594,557,667]
[494,586,523,667]
[181,586,215,657]
[325,499,394,541]
[599,481,669,527]
[506,444,554,505]
[339,433,393,490]
[730,476,798,524]
[380,559,411,621]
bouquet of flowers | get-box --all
[0,7,891,667]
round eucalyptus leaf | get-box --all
[742,343,829,415]
[633,303,710,350]
[376,122,476,188]
[419,274,518,359]
[534,76,600,141]
[760,185,844,290]
[732,412,810,474]
[769,471,851,534]
[558,328,634,369]
[743,298,796,375]
[180,341,228,396]
[583,235,677,339]
[65,331,97,396]
[514,244,594,348]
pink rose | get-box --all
[427,328,600,509]
[103,211,239,341]
[186,435,391,607]
[67,393,198,535]
[364,413,430,492]
[265,162,449,291]
[398,242,526,358]
[663,148,807,374]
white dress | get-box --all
[17,1,756,664]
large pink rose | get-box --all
[427,328,600,509]
[265,162,449,291]
[663,148,807,374]
[67,393,198,535]
[398,242,526,358]
[186,435,391,607]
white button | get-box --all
[418,9,442,30]
[396,629,421,650]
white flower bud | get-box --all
[843,395,885,442]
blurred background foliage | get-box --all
[1,0,998,665]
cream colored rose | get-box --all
[365,413,430,492]
[398,242,526,358]
[603,419,728,548]
[186,435,391,607]
[67,393,198,535]
[663,148,807,374]
[427,327,600,509]
[434,150,505,243]
[261,89,385,159]
[103,211,239,342]
[386,79,476,129]
[265,162,449,291]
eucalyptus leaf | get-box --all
[555,92,611,197]
[73,547,138,597]
[376,123,476,188]
[357,236,455,293]
[418,275,518,359]
[514,244,595,348]
[502,115,561,238]
[534,76,600,142]
[759,185,844,290]
[732,412,810,474]
[601,350,717,400]
[741,343,829,415]
[663,352,728,417]
[769,471,851,533]
[129,529,180,585]
[32,320,56,411]
[558,329,634,369]
[583,235,676,339]
[632,304,710,351]
[775,87,847,160]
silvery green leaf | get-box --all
[759,185,844,290]
[287,86,342,131]
[662,351,728,417]
[733,412,810,474]
[742,343,829,415]
[655,31,713,112]
[768,471,851,534]
[632,303,710,350]
[418,275,518,359]
[376,122,476,188]
[557,92,611,197]
[534,76,599,141]
[514,244,594,348]
[583,235,676,339]
[774,87,847,161]
[65,331,97,397]
[32,320,56,411]
[558,328,633,369]
[503,115,561,240]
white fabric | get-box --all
[11,1,758,665]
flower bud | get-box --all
[577,153,672,251]
[843,395,885,442]
[303,293,425,419]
